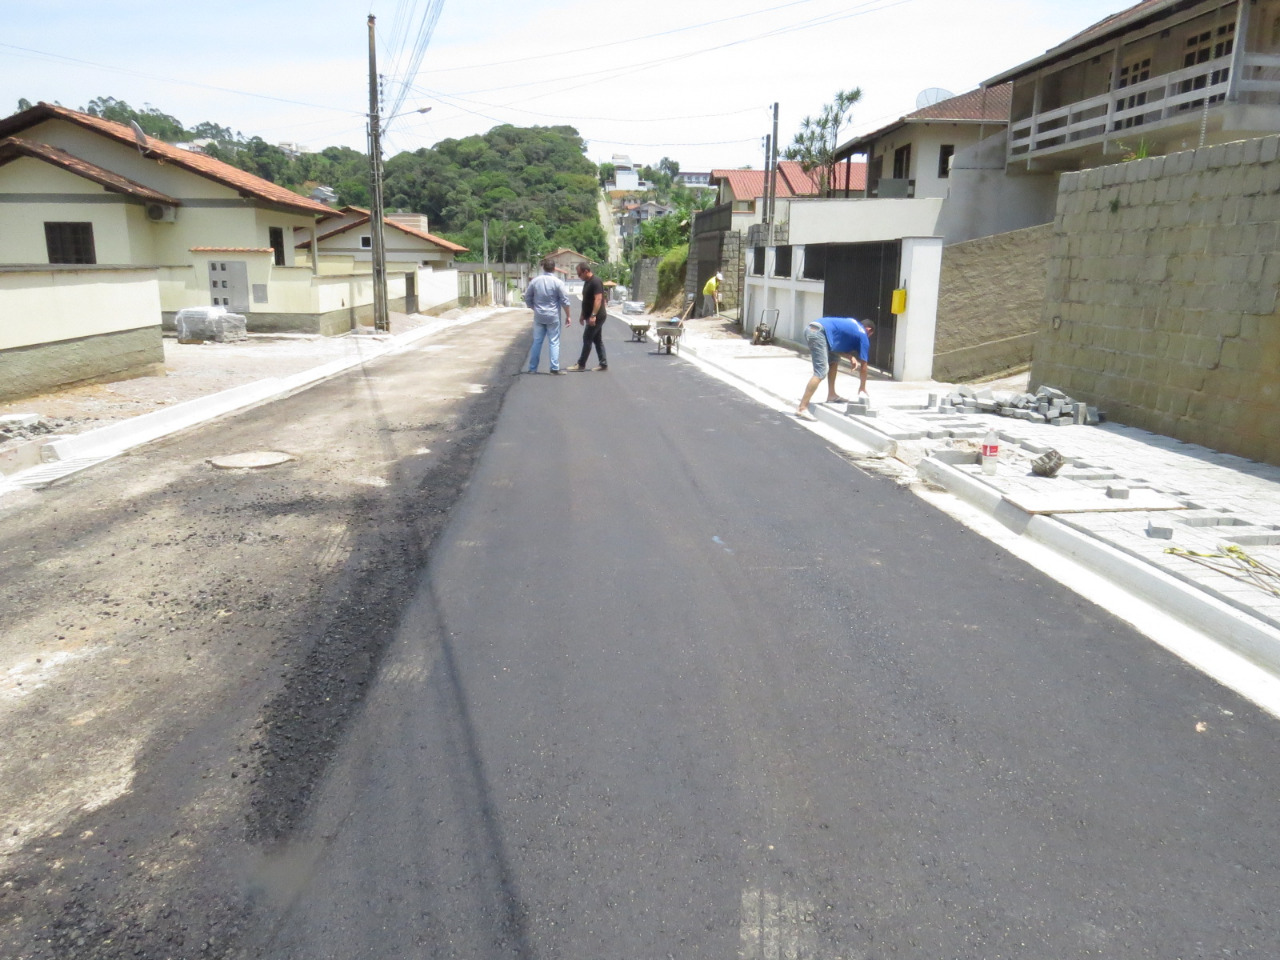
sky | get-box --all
[1,0,1131,173]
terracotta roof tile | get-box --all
[711,159,867,199]
[905,84,1012,123]
[0,103,334,218]
[0,136,179,204]
[298,213,467,253]
[838,85,1012,156]
[190,247,273,253]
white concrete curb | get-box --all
[919,454,1280,673]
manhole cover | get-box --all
[207,451,295,469]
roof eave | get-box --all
[982,0,1194,86]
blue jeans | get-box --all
[528,319,562,372]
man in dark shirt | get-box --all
[570,262,609,371]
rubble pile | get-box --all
[937,384,1103,427]
[0,413,62,447]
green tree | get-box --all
[783,87,862,197]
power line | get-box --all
[442,0,914,101]
[414,0,833,75]
[0,41,361,119]
[409,83,767,125]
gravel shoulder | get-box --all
[0,308,529,960]
[0,312,475,451]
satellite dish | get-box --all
[915,87,955,109]
[129,120,150,156]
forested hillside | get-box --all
[17,97,606,261]
[384,124,606,262]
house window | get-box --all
[772,245,793,278]
[893,144,912,180]
[938,144,955,179]
[1177,23,1234,110]
[1114,52,1153,129]
[802,244,826,281]
[361,235,372,249]
[734,200,755,213]
[750,246,765,276]
[45,222,96,264]
[269,226,285,266]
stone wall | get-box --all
[1034,137,1280,466]
[631,257,660,306]
[934,223,1051,382]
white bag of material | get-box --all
[176,307,248,343]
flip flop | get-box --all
[794,409,817,422]
[826,396,850,403]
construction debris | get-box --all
[1166,544,1280,598]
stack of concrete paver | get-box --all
[932,384,1102,426]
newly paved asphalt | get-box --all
[253,321,1280,959]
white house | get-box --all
[0,102,343,337]
[295,209,467,315]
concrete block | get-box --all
[1051,417,1074,426]
[1106,485,1130,499]
[0,413,41,429]
[1146,521,1175,539]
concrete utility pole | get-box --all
[769,102,779,225]
[368,14,390,333]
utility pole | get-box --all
[769,102,779,225]
[762,133,772,225]
[367,14,390,333]
[482,219,490,305]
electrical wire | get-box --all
[0,41,361,118]
[414,0,835,75]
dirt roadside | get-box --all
[0,309,530,959]
[0,310,498,462]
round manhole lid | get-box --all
[207,451,295,469]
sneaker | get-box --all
[594,365,608,371]
[569,364,586,372]
[549,368,563,375]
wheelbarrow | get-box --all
[654,319,684,354]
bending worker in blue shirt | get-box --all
[795,316,874,421]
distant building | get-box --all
[674,171,711,188]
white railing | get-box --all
[1007,53,1280,159]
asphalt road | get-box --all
[246,318,1280,959]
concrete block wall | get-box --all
[1034,136,1280,466]
[631,256,660,306]
[934,223,1052,382]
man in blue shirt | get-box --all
[795,316,874,420]
[522,258,572,374]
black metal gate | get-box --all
[820,241,900,372]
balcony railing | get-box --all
[1008,53,1280,161]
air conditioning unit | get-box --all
[146,203,177,222]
